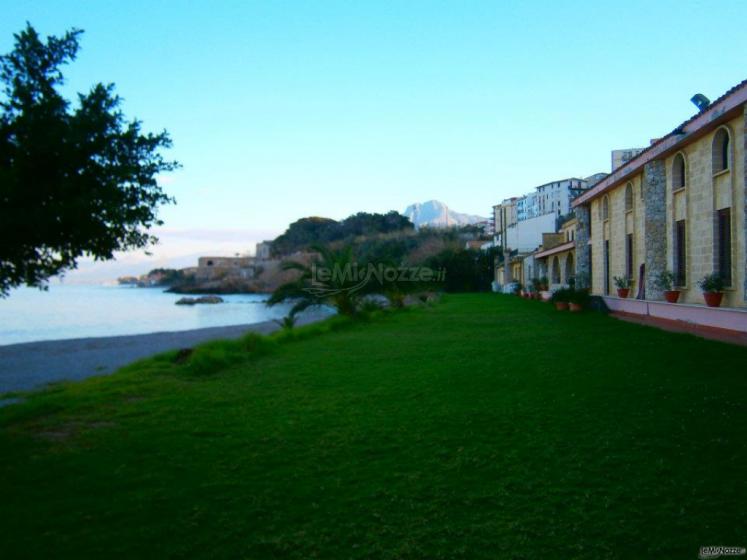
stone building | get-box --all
[255,241,273,260]
[573,79,747,316]
[532,218,578,289]
[611,148,646,172]
[195,256,257,281]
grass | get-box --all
[1,294,747,559]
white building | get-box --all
[503,212,557,253]
[534,177,588,219]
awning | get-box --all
[533,241,575,259]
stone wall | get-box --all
[573,204,591,286]
[660,114,745,307]
[643,159,667,300]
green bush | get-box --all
[654,271,676,291]
[569,288,590,306]
[550,287,571,303]
[698,273,725,293]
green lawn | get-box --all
[2,294,747,559]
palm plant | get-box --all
[274,309,298,330]
[268,244,373,316]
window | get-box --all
[624,183,633,212]
[604,240,610,295]
[672,153,686,189]
[552,257,561,284]
[602,196,609,221]
[674,220,686,286]
[565,253,574,282]
[625,234,634,280]
[206,260,214,266]
[717,209,732,286]
[712,128,730,174]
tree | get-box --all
[0,24,178,296]
[425,247,501,292]
[268,244,374,316]
[269,212,414,257]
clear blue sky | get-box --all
[2,1,747,271]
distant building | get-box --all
[534,177,588,218]
[611,148,646,171]
[255,241,272,260]
[584,172,609,187]
[196,256,257,280]
[492,177,592,252]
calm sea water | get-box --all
[0,285,300,345]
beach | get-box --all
[0,311,329,396]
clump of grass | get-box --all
[177,314,361,376]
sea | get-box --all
[0,284,301,346]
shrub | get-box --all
[569,288,590,306]
[698,273,725,293]
[613,276,630,289]
[550,288,571,303]
[654,271,676,291]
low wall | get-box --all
[603,296,747,333]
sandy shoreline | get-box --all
[0,310,330,396]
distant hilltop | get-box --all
[403,200,486,229]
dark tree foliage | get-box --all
[270,217,339,256]
[425,247,502,293]
[0,24,178,295]
[271,211,413,256]
[339,211,413,238]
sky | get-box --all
[2,0,747,280]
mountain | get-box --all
[403,200,486,229]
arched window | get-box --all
[551,257,561,284]
[602,196,609,221]
[624,183,633,212]
[565,253,574,282]
[712,128,730,174]
[672,153,686,189]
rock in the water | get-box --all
[196,296,224,304]
[175,296,224,305]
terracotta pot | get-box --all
[569,302,582,312]
[664,290,680,304]
[554,302,569,311]
[703,292,723,308]
[616,288,630,298]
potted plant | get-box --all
[539,276,551,301]
[531,278,543,300]
[568,288,589,312]
[654,271,680,303]
[550,287,570,311]
[613,276,631,298]
[698,273,725,307]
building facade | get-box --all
[611,148,646,172]
[533,218,578,289]
[573,80,747,310]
